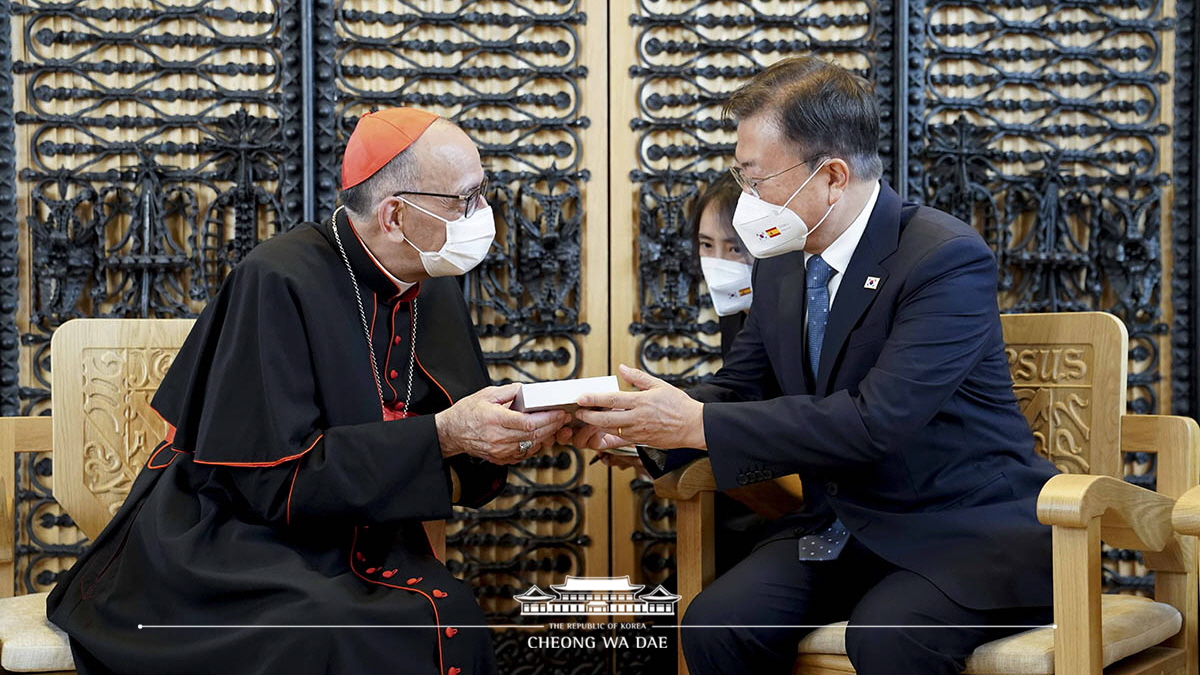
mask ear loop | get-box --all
[397,196,451,224]
[775,158,831,214]
[396,196,451,255]
[805,199,839,238]
[777,158,838,237]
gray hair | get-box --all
[339,142,419,221]
[724,56,883,182]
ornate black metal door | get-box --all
[1,0,1197,672]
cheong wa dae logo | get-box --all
[513,576,680,616]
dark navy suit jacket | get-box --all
[640,181,1059,611]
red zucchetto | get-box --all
[340,107,439,190]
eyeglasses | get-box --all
[729,159,815,199]
[394,175,489,219]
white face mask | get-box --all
[700,256,753,316]
[731,160,838,259]
[398,198,495,276]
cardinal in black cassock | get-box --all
[46,109,546,675]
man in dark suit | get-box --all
[563,56,1059,674]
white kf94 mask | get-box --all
[399,197,496,276]
[700,256,753,316]
[731,160,839,259]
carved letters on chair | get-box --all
[80,347,176,516]
[1008,345,1094,475]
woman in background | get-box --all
[695,172,754,341]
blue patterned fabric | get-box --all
[799,255,848,561]
[797,518,850,561]
[805,254,834,377]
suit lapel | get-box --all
[773,253,813,393]
[815,182,903,394]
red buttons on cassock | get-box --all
[447,668,461,675]
[445,627,458,638]
[382,569,397,579]
[393,335,401,345]
[365,567,378,574]
[389,369,398,379]
[406,577,422,585]
[433,589,448,598]
[355,551,365,562]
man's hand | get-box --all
[557,422,629,451]
[563,364,706,450]
[435,384,570,464]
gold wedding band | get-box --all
[618,427,624,437]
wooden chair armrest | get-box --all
[1040,474,1188,674]
[0,416,50,596]
[1038,474,1175,552]
[725,475,805,520]
[1174,485,1200,536]
[653,458,716,501]
[653,458,806,519]
[0,416,50,571]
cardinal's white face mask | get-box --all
[399,198,495,276]
[700,256,753,316]
[731,160,838,259]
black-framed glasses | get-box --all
[729,159,812,199]
[394,175,490,219]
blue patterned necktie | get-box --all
[797,519,849,561]
[805,254,835,377]
[798,254,849,561]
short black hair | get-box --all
[724,56,883,180]
[689,172,745,270]
[339,143,418,219]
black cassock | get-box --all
[47,209,508,675]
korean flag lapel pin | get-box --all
[864,276,881,290]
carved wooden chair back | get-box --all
[50,319,195,540]
[1001,312,1126,480]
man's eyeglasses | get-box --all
[729,159,815,199]
[394,175,490,219]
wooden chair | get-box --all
[0,318,447,673]
[657,312,1199,675]
[1176,483,1200,539]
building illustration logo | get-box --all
[514,575,681,616]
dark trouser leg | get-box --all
[680,535,891,675]
[845,569,1054,675]
[712,492,770,577]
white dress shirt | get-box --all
[803,180,881,325]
